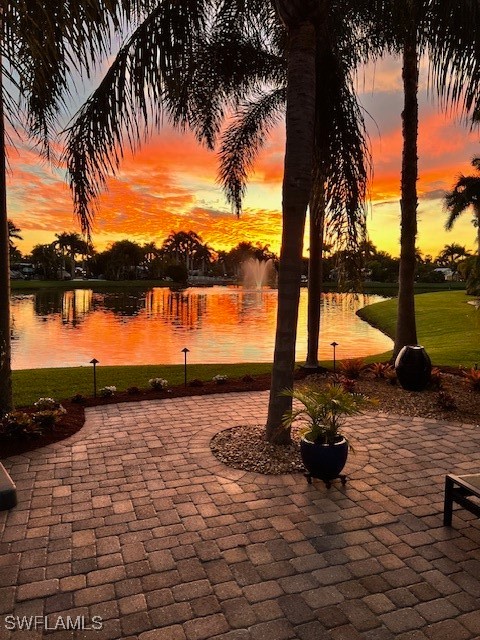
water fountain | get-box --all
[242,258,274,289]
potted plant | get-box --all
[282,383,373,487]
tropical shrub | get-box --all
[463,367,480,391]
[71,393,86,404]
[339,358,364,379]
[34,397,60,411]
[281,383,374,445]
[165,263,188,284]
[385,368,397,385]
[149,378,168,390]
[33,410,58,429]
[369,362,392,379]
[127,386,141,395]
[99,386,116,397]
[429,367,443,390]
[437,391,457,411]
[338,376,356,393]
[0,412,39,437]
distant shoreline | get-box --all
[10,279,466,295]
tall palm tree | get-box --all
[377,0,480,358]
[30,243,61,280]
[142,241,160,278]
[161,230,210,273]
[54,232,86,279]
[445,157,480,295]
[217,11,370,372]
[0,0,147,413]
[0,60,10,411]
[54,232,69,274]
[264,0,326,442]
[436,243,471,271]
[8,220,22,245]
[63,1,305,442]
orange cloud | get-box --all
[7,60,480,262]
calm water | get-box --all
[11,287,392,369]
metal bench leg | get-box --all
[444,475,454,526]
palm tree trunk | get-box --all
[476,206,480,259]
[0,46,13,414]
[393,25,418,359]
[305,185,325,368]
[70,249,75,279]
[473,205,480,296]
[266,21,316,444]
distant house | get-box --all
[433,268,454,281]
[11,262,35,279]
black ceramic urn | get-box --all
[395,345,432,391]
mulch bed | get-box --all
[0,400,86,459]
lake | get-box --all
[10,287,393,369]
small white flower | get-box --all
[34,397,58,410]
[99,386,116,397]
[149,378,168,390]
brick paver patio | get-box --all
[1,391,480,639]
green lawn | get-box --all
[12,353,394,407]
[358,290,480,367]
[12,362,275,407]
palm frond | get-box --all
[218,88,286,215]
[423,0,480,120]
[171,18,284,149]
[2,0,150,156]
[216,0,277,39]
[445,175,480,230]
[63,0,208,233]
[312,20,371,270]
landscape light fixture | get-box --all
[181,348,190,387]
[90,358,99,397]
[330,342,338,375]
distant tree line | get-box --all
[9,224,472,285]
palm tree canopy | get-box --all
[444,157,480,229]
[7,220,22,244]
[217,5,371,262]
[63,0,277,232]
[1,0,154,156]
[368,1,480,119]
[437,243,471,261]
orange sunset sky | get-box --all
[7,56,480,259]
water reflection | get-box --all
[61,290,93,326]
[10,287,393,369]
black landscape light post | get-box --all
[90,358,99,397]
[182,348,190,387]
[330,342,338,375]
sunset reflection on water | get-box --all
[11,287,392,369]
